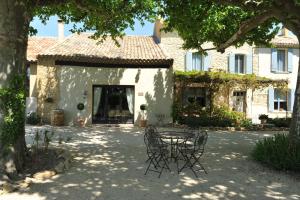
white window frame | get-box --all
[274,89,287,112]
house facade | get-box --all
[27,23,173,126]
[27,20,299,126]
[154,20,299,123]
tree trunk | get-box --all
[0,0,30,178]
[289,34,300,142]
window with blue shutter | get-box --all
[271,48,292,73]
[271,48,278,72]
[185,52,208,71]
[277,50,285,71]
[288,89,295,111]
[274,89,287,111]
[228,53,235,73]
[185,52,193,71]
[246,50,253,74]
[233,54,246,74]
[288,48,293,72]
[192,52,202,70]
[268,88,274,112]
[203,53,211,71]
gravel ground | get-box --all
[1,126,300,200]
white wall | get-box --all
[57,66,173,125]
[251,48,299,123]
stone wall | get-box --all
[29,63,37,97]
[160,33,255,73]
[36,58,60,123]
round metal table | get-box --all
[158,131,194,160]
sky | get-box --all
[30,16,154,37]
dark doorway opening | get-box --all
[92,85,134,124]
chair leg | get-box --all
[190,154,207,175]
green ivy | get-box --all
[174,70,288,90]
[0,75,26,146]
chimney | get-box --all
[280,27,289,37]
[283,27,289,37]
[153,18,163,43]
[58,19,64,40]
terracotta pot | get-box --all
[140,120,147,127]
[77,118,85,127]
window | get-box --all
[184,87,207,107]
[271,48,293,73]
[192,53,203,71]
[277,50,286,72]
[274,89,287,111]
[235,54,245,74]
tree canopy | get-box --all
[161,0,300,53]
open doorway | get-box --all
[92,85,134,124]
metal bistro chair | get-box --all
[144,126,170,178]
[178,130,208,178]
[144,125,167,162]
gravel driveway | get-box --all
[2,126,300,200]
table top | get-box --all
[158,131,194,139]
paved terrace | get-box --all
[2,126,300,200]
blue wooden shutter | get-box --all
[288,89,295,111]
[229,53,235,73]
[203,53,211,71]
[271,48,278,72]
[268,88,274,112]
[288,48,293,72]
[246,50,253,74]
[185,52,193,71]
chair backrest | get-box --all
[145,125,158,135]
[193,131,208,152]
[144,125,161,150]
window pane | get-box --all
[192,53,202,70]
[274,102,279,110]
[279,102,287,111]
[196,97,206,107]
[235,55,245,73]
[274,89,286,100]
[184,87,206,106]
[277,50,286,71]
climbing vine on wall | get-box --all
[173,70,288,122]
[0,75,26,146]
[174,70,288,90]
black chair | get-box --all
[144,126,170,178]
[178,130,208,177]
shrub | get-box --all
[26,112,40,125]
[252,134,300,171]
[177,105,250,127]
[267,117,291,127]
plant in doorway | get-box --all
[77,103,85,127]
[140,104,147,127]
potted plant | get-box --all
[140,104,147,127]
[259,114,268,124]
[77,103,85,127]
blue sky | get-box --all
[30,16,154,37]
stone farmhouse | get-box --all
[26,20,299,125]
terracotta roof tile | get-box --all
[27,37,58,62]
[271,35,299,48]
[38,33,173,66]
